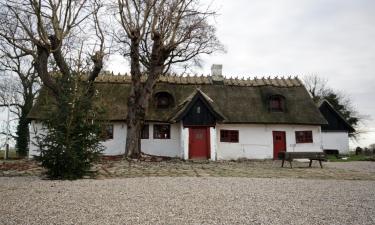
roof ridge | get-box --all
[95,72,303,87]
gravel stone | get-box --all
[326,161,375,173]
[1,177,374,225]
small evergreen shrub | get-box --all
[35,77,104,179]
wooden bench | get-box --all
[278,152,326,168]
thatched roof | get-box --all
[317,99,354,132]
[28,74,327,125]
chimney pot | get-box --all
[211,64,223,76]
[211,64,224,84]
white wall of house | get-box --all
[102,123,127,155]
[29,120,44,158]
[141,122,181,158]
[29,121,181,158]
[321,131,349,154]
[181,125,189,160]
[29,121,127,158]
[29,120,322,160]
[215,124,322,160]
[210,127,217,161]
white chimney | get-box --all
[211,64,222,76]
[211,64,224,83]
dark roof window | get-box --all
[269,95,285,112]
[155,92,174,109]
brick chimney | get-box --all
[211,64,224,84]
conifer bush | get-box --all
[35,77,103,179]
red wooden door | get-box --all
[273,131,286,159]
[189,127,210,159]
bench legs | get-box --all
[282,159,323,168]
[311,159,324,168]
[319,159,323,168]
[281,159,293,168]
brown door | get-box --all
[189,127,210,159]
[273,131,286,159]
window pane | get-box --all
[155,92,173,109]
[154,124,171,139]
[157,96,170,108]
[295,131,313,143]
[269,96,284,112]
[141,125,149,139]
[220,130,239,143]
[101,124,114,140]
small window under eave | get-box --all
[269,95,285,112]
[155,92,174,109]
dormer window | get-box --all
[155,92,174,109]
[269,95,285,112]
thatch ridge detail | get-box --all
[95,72,302,87]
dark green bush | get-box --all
[35,77,103,179]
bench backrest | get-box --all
[278,152,326,160]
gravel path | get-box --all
[326,161,375,173]
[1,177,374,225]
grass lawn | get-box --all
[327,154,375,162]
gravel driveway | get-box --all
[1,177,374,225]
[326,161,375,174]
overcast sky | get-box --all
[1,0,374,147]
[200,0,375,147]
[108,0,375,147]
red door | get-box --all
[273,131,286,159]
[189,127,210,159]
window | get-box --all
[220,130,239,143]
[155,92,174,109]
[101,124,114,140]
[153,124,171,139]
[141,125,149,139]
[196,106,201,114]
[295,131,313,143]
[269,95,285,112]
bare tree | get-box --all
[303,75,331,102]
[0,41,40,157]
[303,74,365,139]
[115,0,223,158]
[0,1,110,177]
[0,0,107,99]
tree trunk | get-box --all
[124,106,143,159]
[124,35,143,158]
[15,100,32,157]
[124,33,167,159]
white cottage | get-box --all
[318,100,355,154]
[28,65,327,160]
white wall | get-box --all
[210,127,217,161]
[102,123,127,155]
[29,120,322,160]
[29,121,181,158]
[29,122,127,158]
[215,124,322,160]
[181,124,189,160]
[141,122,181,158]
[29,120,44,158]
[321,131,349,154]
